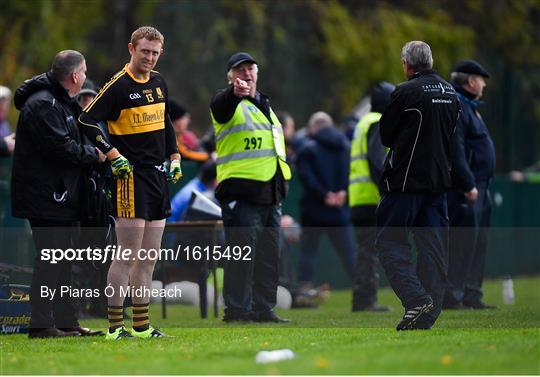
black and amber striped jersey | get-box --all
[79,64,178,166]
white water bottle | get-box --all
[502,277,515,305]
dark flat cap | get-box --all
[454,60,490,78]
[227,52,257,71]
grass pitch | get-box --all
[1,276,539,375]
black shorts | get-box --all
[112,165,171,220]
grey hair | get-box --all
[401,41,433,70]
[308,111,333,135]
[227,64,258,84]
[450,71,471,87]
[51,50,85,82]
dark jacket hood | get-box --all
[14,72,69,110]
[312,126,347,150]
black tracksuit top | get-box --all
[380,69,461,193]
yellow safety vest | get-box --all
[211,99,291,183]
[348,112,383,207]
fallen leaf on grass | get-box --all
[441,355,453,365]
[314,356,330,369]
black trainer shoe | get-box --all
[396,297,434,331]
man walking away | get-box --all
[375,41,460,330]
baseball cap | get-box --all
[454,60,490,78]
[227,52,257,71]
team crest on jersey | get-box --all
[156,87,164,99]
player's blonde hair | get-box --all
[130,26,164,47]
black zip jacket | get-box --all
[379,69,460,193]
[450,85,495,192]
[11,73,98,221]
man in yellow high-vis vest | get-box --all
[210,52,291,323]
[349,82,394,312]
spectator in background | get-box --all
[510,161,540,183]
[11,50,105,338]
[199,125,217,155]
[77,79,98,109]
[296,111,356,292]
[342,114,360,142]
[444,60,496,310]
[168,160,217,222]
[279,214,331,308]
[169,100,210,162]
[276,111,302,164]
[0,86,15,227]
[0,86,15,157]
[349,82,394,312]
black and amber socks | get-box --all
[107,305,124,333]
[132,303,150,332]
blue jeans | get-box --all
[220,200,281,317]
[375,192,449,326]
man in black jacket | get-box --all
[444,60,495,310]
[12,50,105,338]
[375,41,460,330]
